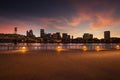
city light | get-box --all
[22,46,26,50]
[56,46,68,52]
[56,46,62,52]
[57,46,62,49]
[82,46,88,51]
[116,45,120,49]
[20,46,27,53]
[95,46,101,51]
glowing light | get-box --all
[22,46,26,50]
[20,46,27,53]
[56,46,63,52]
[82,46,87,51]
[95,46,101,51]
[57,46,62,49]
[116,45,120,49]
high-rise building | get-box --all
[83,33,93,40]
[104,31,110,40]
[26,29,35,38]
[14,27,17,34]
[56,32,61,40]
[52,32,61,40]
[62,33,71,43]
[62,33,68,39]
[29,30,34,36]
[45,33,51,40]
[40,29,45,38]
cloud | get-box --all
[37,17,80,30]
[67,16,81,27]
[68,0,120,29]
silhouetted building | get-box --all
[62,33,71,43]
[26,29,35,38]
[1,27,120,43]
[62,33,67,39]
[14,27,17,34]
[43,33,52,42]
[83,33,93,43]
[40,29,45,38]
[52,32,61,40]
[73,37,83,43]
[0,33,26,43]
[110,37,120,43]
[46,33,51,39]
[72,36,73,40]
[62,33,68,43]
[52,32,61,43]
[93,38,100,43]
[67,35,70,42]
[56,32,61,40]
[83,33,93,40]
[104,31,110,40]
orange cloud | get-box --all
[67,16,81,27]
[69,0,120,29]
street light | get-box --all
[116,45,120,49]
[95,46,100,51]
[82,46,87,51]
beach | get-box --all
[0,49,120,80]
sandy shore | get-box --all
[0,49,120,80]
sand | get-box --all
[0,49,120,80]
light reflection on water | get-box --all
[0,43,120,51]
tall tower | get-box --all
[104,31,110,40]
[40,29,45,38]
[14,27,17,34]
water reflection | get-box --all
[56,46,63,52]
[22,46,26,50]
[82,46,88,51]
[0,43,120,51]
[116,45,120,49]
[95,46,101,51]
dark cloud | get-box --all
[0,0,120,18]
[0,0,75,18]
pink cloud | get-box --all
[68,0,120,29]
[67,16,81,27]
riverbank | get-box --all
[0,50,120,80]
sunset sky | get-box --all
[0,0,120,39]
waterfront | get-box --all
[0,43,120,51]
[0,43,120,80]
[0,50,120,80]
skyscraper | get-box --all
[62,33,71,43]
[56,32,61,40]
[40,29,45,38]
[104,31,110,40]
[62,33,68,39]
[83,33,93,40]
[26,29,35,38]
[14,27,17,34]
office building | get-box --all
[40,29,45,38]
[83,33,93,40]
[104,31,110,40]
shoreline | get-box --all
[0,50,120,80]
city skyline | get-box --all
[0,27,119,39]
[0,0,120,38]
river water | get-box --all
[0,43,119,50]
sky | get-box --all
[0,0,120,39]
